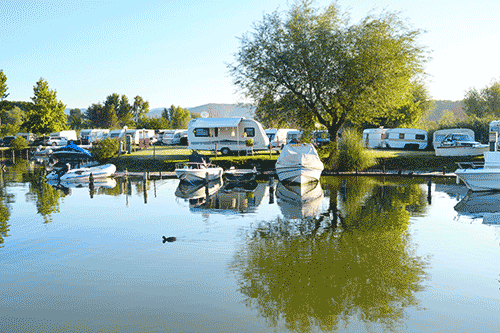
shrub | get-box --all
[10,136,28,151]
[329,128,376,172]
[245,138,254,147]
[91,138,119,161]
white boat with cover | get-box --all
[434,133,488,156]
[46,163,116,182]
[275,143,324,184]
[455,151,500,191]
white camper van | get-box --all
[432,128,475,149]
[362,128,387,148]
[265,128,297,149]
[187,117,269,155]
[79,129,109,145]
[383,128,428,150]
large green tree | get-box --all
[463,80,500,118]
[25,78,67,134]
[67,108,87,130]
[132,95,150,122]
[230,1,427,161]
[169,105,191,129]
[0,106,26,136]
[0,70,9,101]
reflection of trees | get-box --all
[25,167,65,224]
[231,177,430,332]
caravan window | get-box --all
[194,128,210,137]
[399,133,405,139]
[415,134,425,140]
[244,127,255,137]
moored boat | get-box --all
[435,133,488,156]
[46,163,116,182]
[175,152,223,184]
[275,143,324,184]
[224,167,258,182]
[455,151,500,191]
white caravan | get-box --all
[265,128,297,149]
[160,129,187,145]
[125,129,156,145]
[383,128,428,150]
[432,128,475,149]
[79,129,109,145]
[187,117,269,155]
[286,130,303,144]
[106,129,127,140]
[362,128,386,148]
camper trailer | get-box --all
[286,130,303,144]
[383,128,428,150]
[362,128,387,148]
[16,132,35,143]
[433,128,475,149]
[160,129,188,145]
[125,129,156,145]
[187,117,269,155]
[265,128,297,149]
[79,129,109,145]
[106,129,127,140]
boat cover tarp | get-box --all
[189,152,211,164]
[276,143,324,171]
[52,142,92,158]
[192,118,242,128]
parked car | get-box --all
[0,136,17,147]
[30,136,50,146]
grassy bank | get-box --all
[108,146,482,173]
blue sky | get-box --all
[1,0,500,110]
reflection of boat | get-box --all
[275,143,324,184]
[47,178,117,189]
[46,163,116,182]
[174,153,223,184]
[455,151,500,191]
[276,181,324,219]
[435,133,488,156]
[454,190,500,216]
[175,179,223,200]
[189,181,268,214]
[224,167,258,182]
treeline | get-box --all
[0,70,198,137]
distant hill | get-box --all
[148,103,255,119]
[425,100,465,121]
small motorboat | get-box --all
[224,166,258,182]
[275,143,324,184]
[455,151,500,191]
[46,163,116,182]
[175,152,223,184]
[51,142,93,162]
[434,133,488,156]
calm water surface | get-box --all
[1,162,500,332]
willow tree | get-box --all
[229,1,427,162]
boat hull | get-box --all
[435,145,489,156]
[275,166,323,184]
[175,167,223,183]
[47,164,116,182]
[455,168,500,191]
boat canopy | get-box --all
[276,143,324,170]
[192,118,243,128]
[52,142,92,158]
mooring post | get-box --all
[268,176,275,204]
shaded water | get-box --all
[1,161,500,332]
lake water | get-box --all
[1,161,500,332]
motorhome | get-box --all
[286,130,303,144]
[383,128,428,150]
[79,129,110,145]
[160,129,188,145]
[187,117,269,155]
[362,128,387,149]
[125,129,156,145]
[432,128,475,149]
[265,128,297,149]
[47,130,78,146]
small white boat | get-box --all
[46,163,116,182]
[175,162,223,184]
[275,143,324,183]
[455,151,500,191]
[224,167,258,182]
[435,133,488,156]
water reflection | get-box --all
[275,181,324,219]
[454,190,500,224]
[231,177,430,332]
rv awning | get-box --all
[193,118,242,128]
